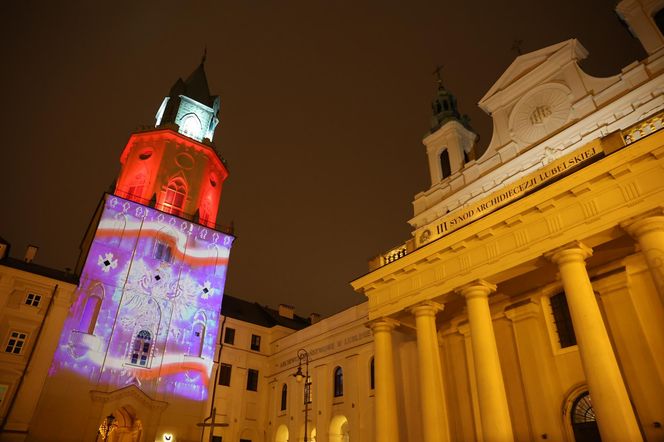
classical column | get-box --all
[458,281,514,442]
[409,301,451,442]
[623,215,664,304]
[369,318,400,442]
[546,242,642,442]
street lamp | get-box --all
[292,348,311,442]
[98,413,117,441]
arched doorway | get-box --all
[329,415,349,442]
[98,405,143,442]
[275,424,289,442]
[570,391,601,442]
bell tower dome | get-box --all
[423,77,478,186]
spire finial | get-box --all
[201,45,207,65]
[433,65,445,88]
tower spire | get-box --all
[201,45,207,65]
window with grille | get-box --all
[550,293,577,348]
[25,293,42,307]
[5,331,27,354]
[246,369,259,392]
[130,330,152,367]
[219,363,232,386]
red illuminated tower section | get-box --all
[115,59,228,227]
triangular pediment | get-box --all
[90,384,169,411]
[479,39,588,112]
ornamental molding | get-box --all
[89,385,169,411]
[508,83,573,147]
[360,131,664,320]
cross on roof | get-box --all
[432,65,444,87]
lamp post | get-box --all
[97,413,117,441]
[292,348,311,442]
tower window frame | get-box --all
[280,383,288,411]
[439,149,452,179]
[162,178,187,216]
[129,330,152,367]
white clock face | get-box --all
[510,84,572,146]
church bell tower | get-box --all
[29,59,234,442]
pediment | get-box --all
[90,384,169,411]
[479,39,588,113]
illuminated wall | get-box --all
[50,194,233,401]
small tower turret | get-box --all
[423,73,478,186]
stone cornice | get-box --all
[354,129,664,320]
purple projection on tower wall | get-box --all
[50,194,233,401]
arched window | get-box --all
[79,295,102,334]
[130,330,152,367]
[280,384,288,411]
[370,357,375,390]
[180,113,202,140]
[191,322,205,357]
[439,149,452,179]
[333,366,343,397]
[190,311,206,357]
[162,178,187,216]
[127,173,146,201]
[571,391,600,441]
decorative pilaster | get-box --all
[623,214,664,305]
[546,242,642,442]
[369,318,400,442]
[458,280,514,442]
[409,301,451,442]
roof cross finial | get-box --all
[201,45,207,65]
[432,64,444,88]
[511,39,523,56]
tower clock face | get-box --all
[510,84,572,146]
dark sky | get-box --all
[0,1,645,318]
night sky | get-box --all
[0,1,645,318]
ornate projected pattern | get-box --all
[50,195,233,401]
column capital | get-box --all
[408,300,443,318]
[545,241,592,265]
[367,317,400,333]
[504,300,541,322]
[621,214,664,238]
[456,279,496,300]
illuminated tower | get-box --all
[29,59,234,442]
